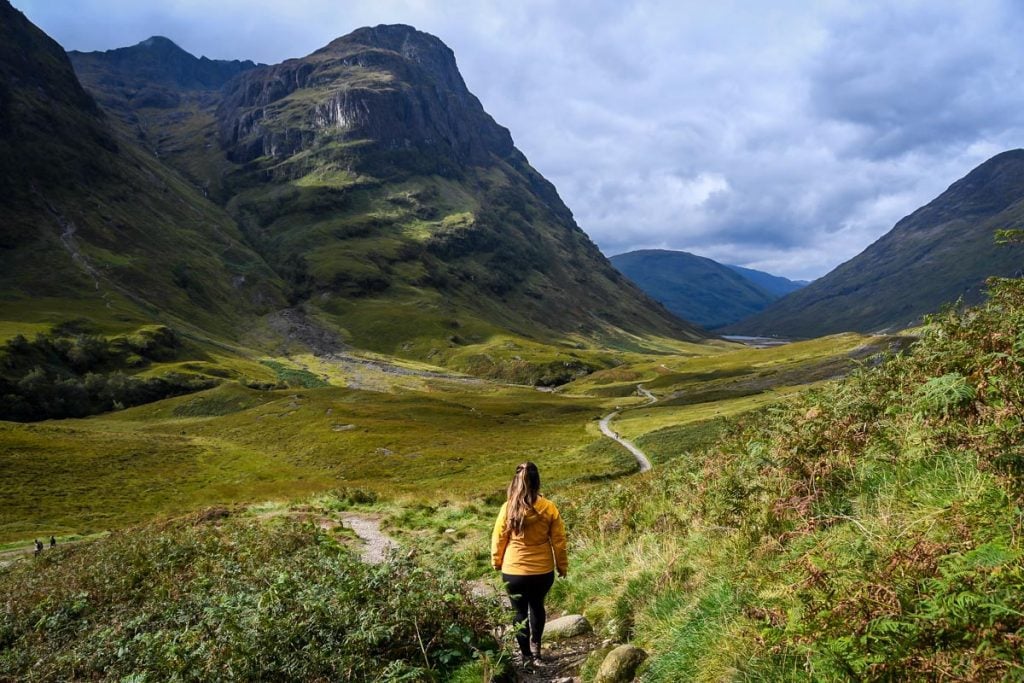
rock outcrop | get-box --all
[217,24,514,168]
[594,644,647,683]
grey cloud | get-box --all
[809,2,1024,160]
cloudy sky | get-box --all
[14,0,1024,280]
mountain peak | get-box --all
[135,35,186,52]
[325,24,446,53]
[318,24,467,96]
[70,34,257,91]
[217,23,513,167]
[727,148,1024,337]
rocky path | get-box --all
[598,383,657,473]
[339,513,399,564]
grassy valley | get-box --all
[5,279,1022,679]
[4,3,1024,680]
[1,327,878,546]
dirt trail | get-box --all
[340,513,399,564]
[0,538,91,568]
[598,383,656,473]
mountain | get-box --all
[0,1,284,337]
[726,150,1024,338]
[68,23,704,363]
[68,37,260,202]
[609,249,800,329]
[725,264,807,297]
[70,36,258,92]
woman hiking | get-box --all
[491,461,568,665]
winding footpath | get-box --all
[598,383,657,473]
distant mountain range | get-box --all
[609,250,807,329]
[1,1,705,387]
[726,150,1024,337]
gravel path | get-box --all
[340,514,399,564]
[598,383,657,473]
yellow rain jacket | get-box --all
[491,495,568,576]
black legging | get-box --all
[502,571,555,657]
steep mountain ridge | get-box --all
[217,24,514,169]
[68,36,259,201]
[727,150,1024,337]
[4,13,704,388]
[0,1,285,336]
[610,249,796,329]
[70,36,258,92]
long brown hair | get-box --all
[506,461,540,534]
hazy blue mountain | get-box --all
[609,249,797,329]
[726,264,808,297]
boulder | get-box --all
[544,614,592,639]
[594,644,647,683]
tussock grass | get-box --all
[554,278,1024,680]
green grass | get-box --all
[549,277,1024,680]
[0,380,626,544]
[259,359,330,388]
[0,310,874,548]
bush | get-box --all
[0,517,506,681]
[0,324,214,421]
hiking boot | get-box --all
[530,643,544,662]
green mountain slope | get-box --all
[0,0,285,338]
[610,249,781,329]
[727,150,1024,337]
[69,26,703,365]
[68,37,259,203]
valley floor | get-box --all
[0,332,882,547]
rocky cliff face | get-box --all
[727,150,1024,337]
[217,24,514,169]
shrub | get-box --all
[0,517,506,681]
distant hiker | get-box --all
[34,539,43,556]
[49,536,56,548]
[491,461,568,666]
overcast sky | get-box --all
[14,0,1024,280]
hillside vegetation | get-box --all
[0,509,504,681]
[555,276,1024,679]
[0,326,878,546]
